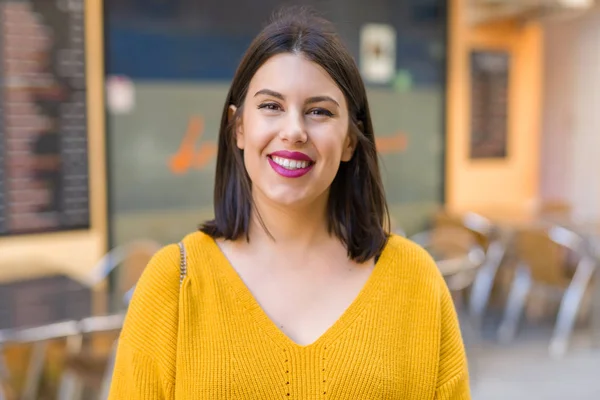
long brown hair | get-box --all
[201,7,390,262]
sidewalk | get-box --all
[470,330,600,399]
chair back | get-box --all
[411,225,486,291]
[434,211,497,251]
[85,239,161,311]
[512,226,584,287]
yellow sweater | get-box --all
[109,232,470,399]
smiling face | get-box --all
[233,53,356,209]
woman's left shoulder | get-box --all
[380,233,445,291]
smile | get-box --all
[267,151,315,178]
[270,156,310,170]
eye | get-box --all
[258,102,282,111]
[308,108,334,117]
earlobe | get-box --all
[341,123,360,162]
[341,135,357,162]
[229,105,244,150]
[228,105,237,123]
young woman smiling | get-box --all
[109,8,470,400]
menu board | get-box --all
[0,0,89,235]
[469,50,510,159]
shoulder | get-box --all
[180,230,216,251]
[119,229,215,343]
[116,242,183,385]
[130,242,182,304]
[178,230,221,272]
[117,231,215,369]
[380,233,446,297]
[383,233,441,276]
[120,243,181,345]
[125,229,216,309]
[381,238,469,392]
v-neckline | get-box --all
[204,234,393,350]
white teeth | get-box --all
[271,156,310,170]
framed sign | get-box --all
[469,50,510,159]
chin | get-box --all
[254,180,329,210]
[266,192,312,208]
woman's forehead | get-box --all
[248,53,346,104]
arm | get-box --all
[108,244,181,400]
[435,284,471,400]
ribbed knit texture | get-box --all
[108,232,470,399]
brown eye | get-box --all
[258,102,281,111]
[308,108,334,117]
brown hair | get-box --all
[200,7,390,262]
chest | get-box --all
[229,255,374,346]
[172,245,442,400]
[174,306,438,400]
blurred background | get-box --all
[0,0,599,398]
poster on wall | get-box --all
[469,50,510,159]
[107,75,136,115]
[0,0,90,236]
[359,23,397,84]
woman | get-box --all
[109,8,470,400]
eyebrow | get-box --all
[254,89,284,100]
[306,95,340,107]
[254,89,340,107]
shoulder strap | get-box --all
[177,241,188,286]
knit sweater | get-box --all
[108,231,470,399]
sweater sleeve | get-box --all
[108,243,181,400]
[435,282,471,400]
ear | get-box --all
[229,105,244,150]
[341,122,360,162]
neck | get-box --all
[248,192,331,250]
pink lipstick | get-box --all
[268,150,314,178]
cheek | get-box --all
[241,128,272,178]
[242,136,266,168]
[242,116,274,154]
[315,129,349,162]
[325,141,345,163]
[242,145,263,188]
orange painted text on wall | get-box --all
[169,115,408,175]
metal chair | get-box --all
[497,225,597,358]
[0,239,160,400]
[58,239,161,400]
[411,225,486,292]
[81,239,162,307]
[433,212,508,326]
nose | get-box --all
[278,109,307,144]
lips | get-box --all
[268,150,314,162]
[267,150,315,178]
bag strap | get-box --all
[177,241,188,286]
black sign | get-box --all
[469,50,510,159]
[0,0,89,236]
